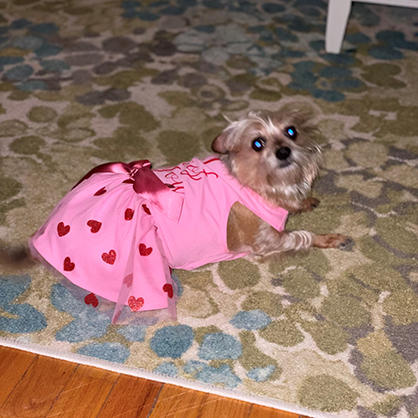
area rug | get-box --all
[1,0,418,417]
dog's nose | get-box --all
[276,147,291,161]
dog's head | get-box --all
[212,109,321,204]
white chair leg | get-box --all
[325,0,352,53]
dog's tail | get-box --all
[0,243,36,272]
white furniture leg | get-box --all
[325,0,353,53]
[325,0,418,54]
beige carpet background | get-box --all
[1,1,418,417]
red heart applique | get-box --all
[123,273,133,288]
[94,187,106,196]
[125,208,134,221]
[63,256,75,271]
[163,283,174,299]
[128,296,144,312]
[102,250,116,265]
[142,204,151,216]
[139,243,153,256]
[87,220,102,233]
[84,293,99,308]
[57,222,70,237]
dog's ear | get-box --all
[211,130,230,154]
[212,120,239,154]
[212,116,249,154]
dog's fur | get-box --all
[0,108,351,272]
[213,109,351,257]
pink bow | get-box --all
[73,160,184,223]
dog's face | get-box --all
[212,109,321,203]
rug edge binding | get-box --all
[0,337,342,418]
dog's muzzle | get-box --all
[276,146,291,161]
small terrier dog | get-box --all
[216,109,351,257]
[2,108,352,320]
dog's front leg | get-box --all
[254,223,352,257]
[294,197,320,214]
[278,197,320,215]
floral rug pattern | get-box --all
[1,1,418,417]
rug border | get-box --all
[0,337,342,418]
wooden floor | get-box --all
[0,346,310,418]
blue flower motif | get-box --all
[368,47,403,60]
[40,59,70,73]
[288,59,364,102]
[18,80,49,91]
[295,0,327,8]
[10,35,44,50]
[0,56,24,67]
[262,3,285,14]
[2,19,66,90]
[274,27,299,43]
[247,365,275,382]
[150,325,194,358]
[10,19,32,30]
[121,0,196,21]
[30,23,59,35]
[200,0,261,16]
[173,23,282,75]
[4,64,34,81]
[230,310,272,330]
[351,3,380,27]
[184,361,241,388]
[77,342,130,363]
[35,44,63,57]
[345,33,371,46]
[282,13,314,33]
[367,30,418,61]
[0,275,47,334]
[198,332,242,360]
[51,283,111,343]
[117,324,147,342]
[183,360,206,373]
[154,362,178,376]
[376,30,418,51]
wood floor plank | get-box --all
[0,347,36,407]
[148,384,209,418]
[196,394,252,418]
[0,355,77,418]
[46,364,119,418]
[97,374,163,418]
[0,348,312,418]
[249,403,300,418]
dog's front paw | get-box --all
[300,197,320,213]
[313,233,354,250]
[329,234,354,251]
[338,236,355,251]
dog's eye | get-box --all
[285,126,297,140]
[252,137,266,152]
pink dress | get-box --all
[29,156,288,323]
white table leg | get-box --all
[325,0,352,53]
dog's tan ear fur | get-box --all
[212,119,245,154]
[212,130,230,154]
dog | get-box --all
[3,108,352,320]
[214,109,351,256]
